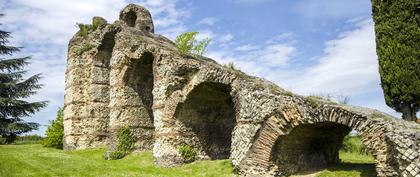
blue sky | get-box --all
[0,0,402,135]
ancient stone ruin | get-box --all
[64,4,420,177]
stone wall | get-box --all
[64,4,420,177]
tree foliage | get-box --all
[42,108,64,149]
[0,15,47,143]
[371,0,420,121]
[175,32,211,56]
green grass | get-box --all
[0,144,376,177]
[0,144,233,177]
[315,152,376,177]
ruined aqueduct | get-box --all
[64,4,420,177]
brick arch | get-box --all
[238,105,391,176]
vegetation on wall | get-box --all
[106,126,136,160]
[0,15,47,144]
[177,145,197,163]
[76,17,107,38]
[175,32,211,56]
[42,108,64,149]
[371,0,420,121]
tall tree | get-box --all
[0,14,47,143]
[371,0,420,121]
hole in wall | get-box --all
[122,10,137,27]
[177,82,236,159]
[125,52,155,122]
[96,31,116,67]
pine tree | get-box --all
[371,0,420,121]
[0,14,48,143]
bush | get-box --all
[175,32,211,56]
[0,137,6,144]
[105,126,135,160]
[42,108,64,149]
[341,135,369,155]
[107,150,129,160]
[178,145,197,163]
[13,135,43,145]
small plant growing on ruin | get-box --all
[76,18,106,38]
[307,96,320,108]
[74,43,95,55]
[106,126,135,160]
[283,91,294,97]
[177,145,197,163]
[42,108,64,149]
[175,32,211,56]
[224,62,236,70]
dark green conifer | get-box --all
[0,14,47,143]
[371,0,420,121]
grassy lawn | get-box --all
[0,144,376,177]
[312,152,376,177]
[0,144,233,177]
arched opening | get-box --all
[271,122,376,176]
[177,82,236,159]
[125,52,154,122]
[121,10,137,27]
[96,31,115,67]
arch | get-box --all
[271,122,352,175]
[109,51,155,150]
[121,10,137,27]
[176,82,236,159]
[239,105,387,176]
[96,31,116,67]
[124,52,155,122]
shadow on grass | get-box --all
[292,162,376,177]
[321,162,376,177]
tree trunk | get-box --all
[5,134,17,144]
[401,103,416,121]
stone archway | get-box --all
[272,122,352,174]
[108,51,155,151]
[238,105,393,176]
[176,82,236,159]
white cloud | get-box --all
[234,44,259,51]
[266,33,296,45]
[195,30,214,41]
[208,34,297,77]
[198,17,219,26]
[219,34,234,43]
[289,20,378,96]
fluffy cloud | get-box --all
[207,32,297,77]
[289,20,379,96]
[198,17,219,26]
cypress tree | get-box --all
[371,0,420,121]
[0,14,48,143]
